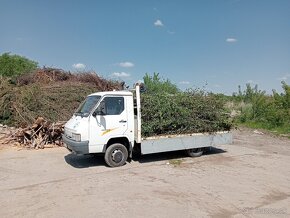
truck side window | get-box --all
[103,97,124,115]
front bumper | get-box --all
[62,134,89,155]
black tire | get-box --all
[186,148,203,157]
[104,143,128,167]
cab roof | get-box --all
[88,90,133,97]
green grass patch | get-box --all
[169,159,183,167]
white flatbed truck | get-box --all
[63,84,232,167]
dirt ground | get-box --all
[0,128,289,218]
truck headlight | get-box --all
[72,133,81,141]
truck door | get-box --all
[89,96,128,153]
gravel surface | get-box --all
[0,128,289,218]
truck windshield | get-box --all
[74,95,101,117]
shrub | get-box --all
[234,82,290,134]
[0,53,38,77]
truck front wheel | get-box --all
[104,143,128,167]
[186,148,203,157]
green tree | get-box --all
[273,81,290,109]
[143,72,179,94]
[0,53,38,77]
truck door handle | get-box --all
[119,120,127,123]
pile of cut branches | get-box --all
[0,68,123,126]
[141,91,232,137]
[140,73,232,137]
[10,117,65,149]
[16,67,123,90]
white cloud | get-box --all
[118,61,134,68]
[226,38,238,43]
[179,81,190,85]
[154,19,164,27]
[277,73,290,81]
[112,72,130,78]
[72,63,86,70]
[167,30,175,34]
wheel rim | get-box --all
[111,149,123,163]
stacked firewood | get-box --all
[10,117,65,149]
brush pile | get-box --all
[16,67,123,89]
[0,68,123,127]
[140,73,232,137]
[141,92,232,137]
[10,117,65,149]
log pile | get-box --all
[9,117,65,149]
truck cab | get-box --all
[63,89,136,167]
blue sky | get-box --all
[1,0,289,94]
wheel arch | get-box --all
[105,137,132,157]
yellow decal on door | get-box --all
[101,128,118,136]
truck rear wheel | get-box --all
[186,148,203,157]
[104,143,128,167]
